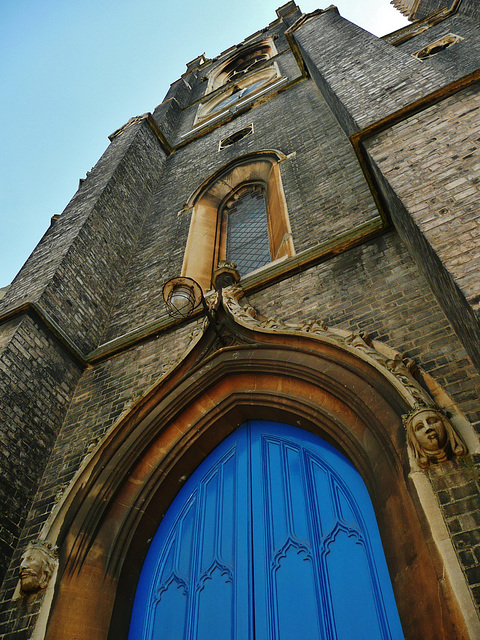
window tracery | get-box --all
[209,79,267,115]
[209,43,274,91]
[196,41,280,124]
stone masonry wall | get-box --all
[366,85,480,316]
[248,230,480,614]
[104,79,379,340]
[365,84,480,369]
[395,13,480,78]
[0,315,82,586]
[429,456,480,611]
[0,122,167,355]
[0,318,200,639]
[248,231,480,431]
[293,7,449,136]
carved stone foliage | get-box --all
[222,285,468,469]
[403,405,467,469]
[19,540,58,593]
[223,285,432,406]
[86,435,102,455]
[54,483,68,505]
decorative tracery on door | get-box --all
[128,421,404,640]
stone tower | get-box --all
[1,1,480,638]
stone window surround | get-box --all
[182,76,288,139]
[412,33,463,60]
[219,123,254,150]
[205,38,278,93]
[195,64,282,124]
[181,152,295,292]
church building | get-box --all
[1,1,480,638]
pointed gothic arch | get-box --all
[207,41,276,92]
[41,294,474,640]
[128,419,405,639]
[196,40,280,123]
[181,152,295,290]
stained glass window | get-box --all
[224,186,270,277]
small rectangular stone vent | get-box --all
[413,34,463,61]
[219,124,254,150]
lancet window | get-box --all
[222,184,270,277]
[181,153,295,291]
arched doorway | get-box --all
[128,421,404,639]
[43,316,472,640]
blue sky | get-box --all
[0,1,408,288]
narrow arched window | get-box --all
[181,153,295,291]
[223,185,270,277]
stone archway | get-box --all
[43,290,470,640]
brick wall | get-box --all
[395,14,480,78]
[105,79,379,340]
[367,85,480,315]
[429,456,480,610]
[0,315,82,585]
[0,318,200,638]
[0,122,167,354]
[365,84,480,369]
[3,229,480,636]
[248,230,480,429]
[292,7,448,136]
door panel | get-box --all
[129,433,252,640]
[129,421,404,640]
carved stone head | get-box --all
[19,541,57,593]
[404,405,467,469]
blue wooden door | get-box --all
[128,421,404,639]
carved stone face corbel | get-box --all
[222,286,469,472]
[19,540,58,593]
[403,405,467,469]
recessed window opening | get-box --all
[211,43,273,90]
[181,153,295,291]
[224,48,270,83]
[222,184,270,276]
[219,125,254,150]
[413,34,463,60]
[197,68,279,123]
[196,40,279,124]
[209,80,266,115]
